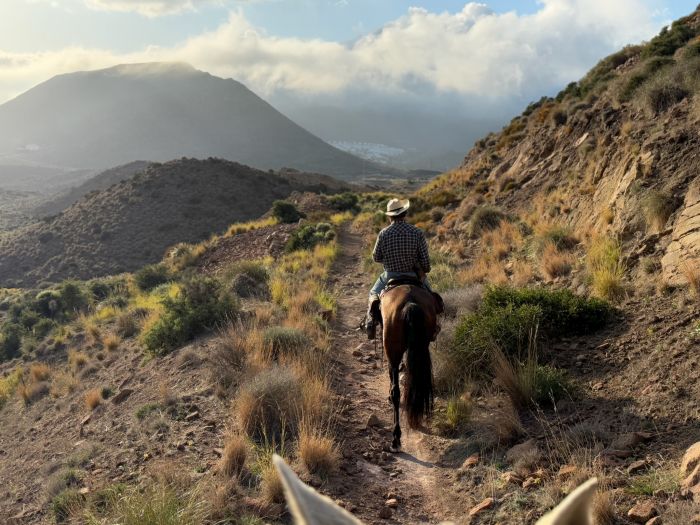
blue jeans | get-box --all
[370,271,431,299]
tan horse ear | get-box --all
[535,477,598,525]
[272,454,364,525]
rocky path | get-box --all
[326,225,454,524]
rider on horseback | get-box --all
[363,198,434,340]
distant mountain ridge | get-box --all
[0,63,393,180]
[0,158,356,286]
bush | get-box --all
[493,347,572,408]
[286,223,335,252]
[261,326,311,359]
[272,200,304,223]
[142,277,238,356]
[645,82,689,114]
[134,264,171,291]
[0,323,22,361]
[453,286,610,374]
[58,281,89,314]
[468,207,507,238]
[642,190,675,231]
[235,366,303,441]
[33,318,56,339]
[326,192,359,212]
[618,57,675,103]
[51,489,84,523]
[587,237,626,300]
[642,21,696,58]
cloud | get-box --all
[83,0,220,16]
[0,0,664,115]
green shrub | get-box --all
[453,286,610,375]
[530,364,572,406]
[262,326,311,359]
[33,318,56,339]
[272,200,304,223]
[587,237,626,300]
[51,489,84,523]
[482,286,610,335]
[0,323,22,361]
[642,22,696,58]
[142,277,238,356]
[88,280,112,301]
[445,396,472,431]
[223,260,269,284]
[58,281,89,314]
[618,57,675,103]
[286,223,335,252]
[33,290,62,318]
[468,206,507,237]
[134,264,171,291]
[327,192,359,212]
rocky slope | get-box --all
[32,161,151,218]
[0,158,354,286]
[425,7,700,286]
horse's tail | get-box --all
[403,301,433,429]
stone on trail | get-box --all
[385,498,399,508]
[645,517,662,525]
[505,438,540,464]
[461,453,480,470]
[627,501,658,524]
[627,459,649,475]
[111,388,134,404]
[378,507,393,519]
[468,498,493,517]
[366,414,382,429]
[681,442,700,477]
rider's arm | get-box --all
[417,231,431,273]
[372,232,383,263]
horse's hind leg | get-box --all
[389,366,401,452]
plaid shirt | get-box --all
[372,220,431,274]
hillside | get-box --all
[0,158,354,286]
[0,62,392,180]
[32,161,151,218]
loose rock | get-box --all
[627,501,658,524]
[468,498,493,517]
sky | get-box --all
[0,0,698,155]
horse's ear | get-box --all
[535,477,598,525]
[272,454,365,525]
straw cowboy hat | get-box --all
[385,198,410,216]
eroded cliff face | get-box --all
[433,85,700,285]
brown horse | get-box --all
[380,283,438,452]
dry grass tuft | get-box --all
[84,388,103,410]
[103,333,121,352]
[68,350,89,374]
[30,362,51,382]
[297,422,339,477]
[218,433,248,478]
[260,462,285,504]
[587,237,625,300]
[681,260,700,296]
[234,366,302,440]
[50,371,79,398]
[641,190,674,232]
[444,394,473,432]
[541,242,575,280]
[483,401,524,445]
[591,491,615,525]
[511,259,535,286]
[18,380,49,404]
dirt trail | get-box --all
[326,225,453,524]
